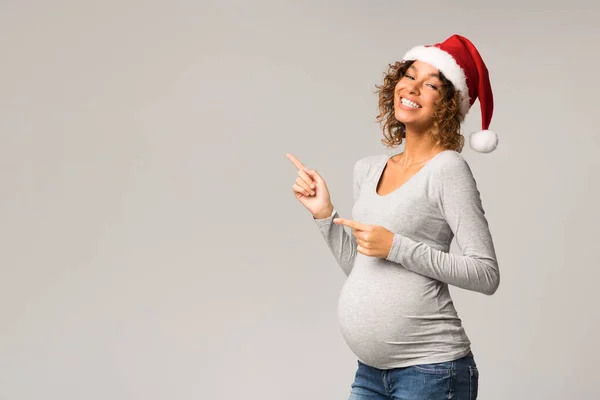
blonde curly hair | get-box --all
[376,59,465,152]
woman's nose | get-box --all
[404,80,419,95]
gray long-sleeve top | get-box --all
[313,150,499,369]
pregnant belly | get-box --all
[337,258,465,365]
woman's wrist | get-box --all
[312,203,334,219]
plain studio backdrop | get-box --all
[1,0,599,399]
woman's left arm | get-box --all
[385,159,500,295]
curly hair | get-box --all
[375,59,465,152]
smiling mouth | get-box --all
[400,97,421,109]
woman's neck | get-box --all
[394,128,445,167]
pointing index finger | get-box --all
[286,153,306,171]
[333,218,368,231]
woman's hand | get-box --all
[286,153,333,217]
[333,218,394,258]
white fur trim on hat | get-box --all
[402,45,470,118]
[469,130,498,153]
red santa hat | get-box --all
[402,34,498,153]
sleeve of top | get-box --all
[385,158,500,295]
[312,158,366,277]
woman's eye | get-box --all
[427,83,438,90]
[405,75,415,80]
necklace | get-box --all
[393,153,437,168]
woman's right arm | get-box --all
[312,159,365,276]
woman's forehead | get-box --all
[409,60,440,75]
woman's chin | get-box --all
[394,112,415,125]
[395,110,433,128]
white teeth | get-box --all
[401,98,420,108]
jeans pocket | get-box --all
[413,360,453,375]
[469,365,479,399]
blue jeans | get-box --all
[348,351,479,400]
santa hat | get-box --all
[402,34,498,153]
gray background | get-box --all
[1,0,599,399]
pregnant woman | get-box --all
[287,34,500,399]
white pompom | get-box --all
[469,130,498,153]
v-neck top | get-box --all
[373,150,449,197]
[313,150,499,369]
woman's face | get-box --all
[393,60,444,128]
